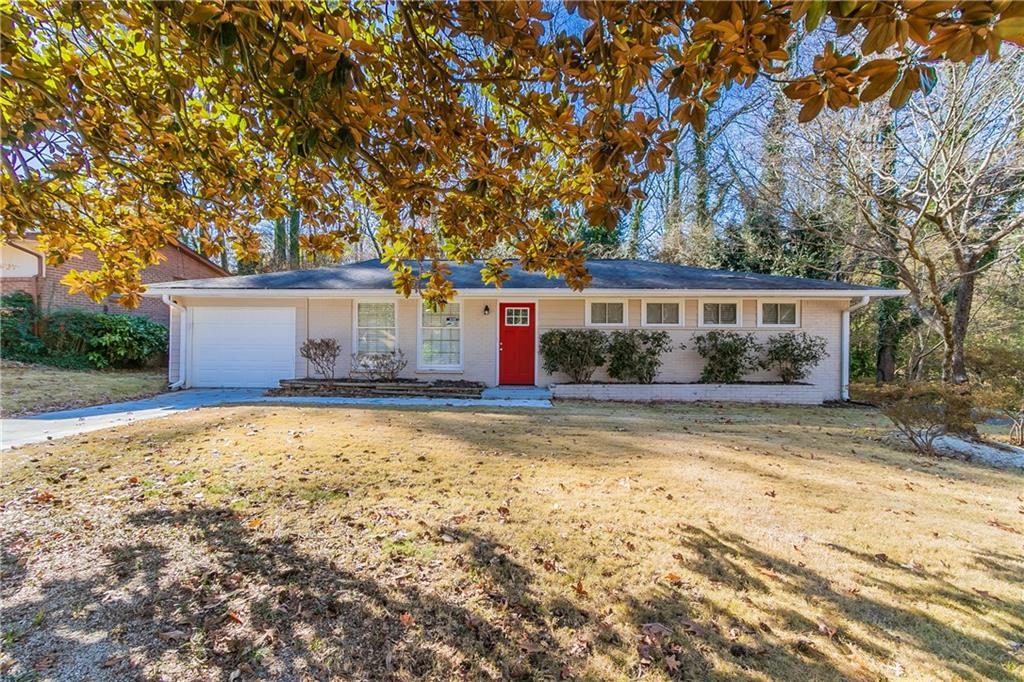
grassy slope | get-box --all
[1,402,1021,681]
[0,361,166,416]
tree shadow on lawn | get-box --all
[648,524,1023,681]
[3,506,602,681]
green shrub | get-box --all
[0,292,44,360]
[540,329,608,383]
[691,330,759,384]
[606,330,673,383]
[39,310,103,358]
[761,332,828,383]
[86,314,168,368]
[39,310,167,369]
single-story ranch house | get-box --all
[144,259,906,403]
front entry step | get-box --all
[482,386,552,400]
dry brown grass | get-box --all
[1,401,1022,681]
[0,361,166,416]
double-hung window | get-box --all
[355,302,396,356]
[759,301,798,327]
[643,301,680,326]
[700,301,740,327]
[419,302,461,369]
[587,300,626,326]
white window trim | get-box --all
[417,300,464,372]
[640,299,684,328]
[697,299,743,328]
[757,299,801,328]
[585,298,628,327]
[352,299,398,366]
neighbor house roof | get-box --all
[144,259,906,297]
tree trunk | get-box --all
[274,217,287,265]
[625,202,641,258]
[288,209,301,269]
[946,271,975,385]
[874,120,904,385]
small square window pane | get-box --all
[703,303,719,324]
[720,304,737,324]
[591,303,607,324]
[606,303,623,324]
[646,303,662,324]
[763,303,779,325]
[662,303,679,324]
[779,304,796,324]
[358,303,394,328]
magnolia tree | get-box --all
[2,1,1022,306]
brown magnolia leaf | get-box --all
[860,68,901,102]
[798,94,825,123]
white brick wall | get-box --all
[164,295,849,401]
[552,382,833,405]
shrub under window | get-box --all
[760,332,827,383]
[691,330,759,383]
[540,329,608,383]
[606,330,673,383]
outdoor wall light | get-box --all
[483,305,491,316]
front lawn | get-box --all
[0,361,166,416]
[1,402,1021,680]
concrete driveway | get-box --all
[1,389,551,450]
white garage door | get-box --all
[190,307,296,388]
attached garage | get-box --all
[189,306,296,388]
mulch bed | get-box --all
[268,378,486,399]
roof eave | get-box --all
[145,286,909,299]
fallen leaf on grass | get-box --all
[817,619,837,638]
[157,629,189,641]
[247,518,263,529]
[663,572,683,585]
[399,612,415,627]
[641,622,671,640]
[573,580,588,597]
[681,619,709,638]
[988,518,1020,535]
[973,588,1003,602]
[227,611,244,625]
[31,491,56,504]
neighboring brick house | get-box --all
[1,236,229,326]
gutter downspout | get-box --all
[841,296,871,400]
[163,295,187,390]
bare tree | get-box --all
[799,54,1024,386]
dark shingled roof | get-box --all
[148,259,890,292]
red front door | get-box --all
[499,303,536,385]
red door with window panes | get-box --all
[499,303,535,385]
